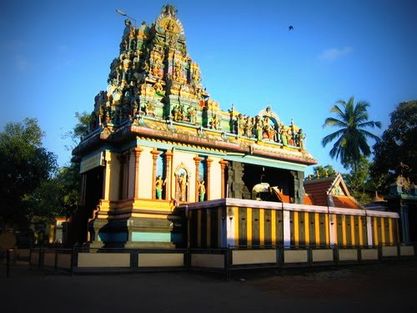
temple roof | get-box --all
[74,5,317,167]
[303,174,362,209]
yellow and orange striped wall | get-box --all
[185,199,399,249]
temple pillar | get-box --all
[206,158,213,200]
[194,156,203,201]
[219,160,228,198]
[151,149,160,199]
[165,150,173,200]
[291,170,305,204]
[133,147,143,200]
[102,152,111,202]
[117,154,126,200]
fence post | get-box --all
[225,249,231,281]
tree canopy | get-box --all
[0,118,57,227]
[372,100,417,190]
[322,96,381,171]
[306,165,337,180]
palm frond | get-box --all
[322,117,347,128]
[322,129,345,147]
[358,121,382,129]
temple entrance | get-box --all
[242,164,295,202]
[67,167,103,245]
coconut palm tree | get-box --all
[322,96,381,171]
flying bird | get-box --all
[116,9,127,16]
[289,25,294,31]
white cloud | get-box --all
[318,46,353,62]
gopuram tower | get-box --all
[71,5,317,248]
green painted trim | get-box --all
[135,138,226,157]
[224,154,307,171]
[132,231,171,242]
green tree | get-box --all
[322,96,381,171]
[0,118,57,227]
[343,156,373,205]
[372,100,417,191]
[307,165,337,180]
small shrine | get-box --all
[387,163,417,243]
[69,5,318,248]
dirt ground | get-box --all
[1,260,417,313]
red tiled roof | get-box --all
[303,194,314,205]
[271,187,291,203]
[304,177,334,206]
[332,195,361,209]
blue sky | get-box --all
[1,0,417,175]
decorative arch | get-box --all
[258,106,281,127]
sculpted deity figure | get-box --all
[154,79,164,95]
[198,181,206,202]
[177,173,188,201]
[187,106,196,124]
[155,176,166,200]
[144,101,155,116]
[244,116,253,137]
[210,114,219,130]
[280,126,288,146]
[255,116,263,141]
[296,128,305,149]
[191,64,201,83]
[237,114,245,136]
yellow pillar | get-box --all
[294,211,299,246]
[381,217,386,246]
[388,218,393,245]
[133,147,143,200]
[259,209,265,247]
[325,214,330,246]
[102,152,111,202]
[342,215,347,247]
[247,208,252,248]
[271,210,276,246]
[151,149,160,200]
[165,150,173,200]
[373,217,379,246]
[233,207,239,247]
[219,160,228,198]
[304,212,310,246]
[358,216,364,246]
[314,213,320,247]
[350,215,355,246]
[206,159,213,200]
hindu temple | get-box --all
[69,5,400,251]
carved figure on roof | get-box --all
[154,79,164,95]
[263,117,276,141]
[237,114,245,136]
[172,104,184,122]
[255,116,263,141]
[191,63,201,83]
[296,128,305,149]
[244,116,254,137]
[187,106,196,124]
[144,101,155,117]
[162,4,177,17]
[280,126,288,146]
[210,114,219,130]
[173,61,185,82]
